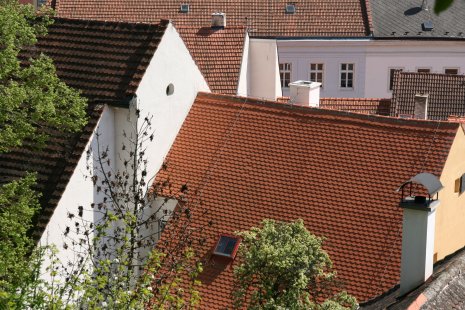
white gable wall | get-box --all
[134,22,210,180]
[248,39,282,100]
[237,32,250,96]
[39,105,116,281]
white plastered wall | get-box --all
[39,105,116,280]
[248,38,282,100]
[135,22,209,180]
[277,39,465,99]
[237,32,250,96]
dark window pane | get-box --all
[348,64,353,70]
[341,64,346,70]
[318,64,323,70]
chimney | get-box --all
[289,80,321,107]
[211,12,226,29]
[414,93,429,120]
[397,173,443,295]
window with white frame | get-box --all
[389,68,404,91]
[340,63,354,88]
[279,63,292,88]
[445,68,459,75]
[310,63,324,86]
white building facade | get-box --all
[277,39,465,99]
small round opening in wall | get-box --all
[166,83,174,96]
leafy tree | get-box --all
[233,219,357,310]
[0,0,87,152]
[22,112,203,309]
[434,0,455,14]
[0,0,87,307]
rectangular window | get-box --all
[310,63,324,86]
[417,68,431,73]
[389,68,404,91]
[340,63,354,88]
[445,68,459,75]
[454,174,465,194]
[279,63,292,88]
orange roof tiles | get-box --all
[154,92,458,307]
[320,97,391,115]
[53,0,370,38]
[177,26,246,95]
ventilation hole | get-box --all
[166,83,174,96]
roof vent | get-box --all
[422,21,433,31]
[211,12,226,29]
[180,4,189,13]
[285,4,296,14]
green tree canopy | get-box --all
[233,219,357,310]
[0,0,87,152]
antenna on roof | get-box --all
[421,0,429,11]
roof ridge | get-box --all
[196,92,459,131]
[53,17,169,29]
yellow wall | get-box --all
[435,125,465,260]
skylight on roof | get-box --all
[422,21,433,31]
[213,235,240,258]
[285,4,296,14]
[180,4,189,13]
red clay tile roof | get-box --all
[154,92,458,307]
[320,98,391,115]
[177,26,246,95]
[20,18,168,103]
[53,0,370,38]
[0,105,103,238]
[391,71,465,120]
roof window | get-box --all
[285,4,296,14]
[180,4,189,13]
[422,21,433,31]
[213,235,240,258]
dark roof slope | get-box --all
[0,105,103,238]
[54,0,370,38]
[371,0,465,39]
[362,246,465,309]
[391,71,465,120]
[320,97,391,115]
[154,92,458,307]
[20,18,168,103]
[177,26,246,95]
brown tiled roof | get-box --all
[320,97,391,115]
[177,26,246,95]
[391,71,465,120]
[54,0,370,38]
[0,105,104,238]
[272,97,392,115]
[20,18,168,103]
[154,92,458,307]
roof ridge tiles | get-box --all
[195,92,459,131]
[53,17,169,29]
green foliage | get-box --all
[233,219,357,310]
[0,0,87,152]
[0,174,40,308]
[434,0,455,14]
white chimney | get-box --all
[289,80,321,107]
[397,173,442,295]
[211,12,226,29]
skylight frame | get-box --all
[285,4,296,14]
[180,4,190,13]
[213,234,241,259]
